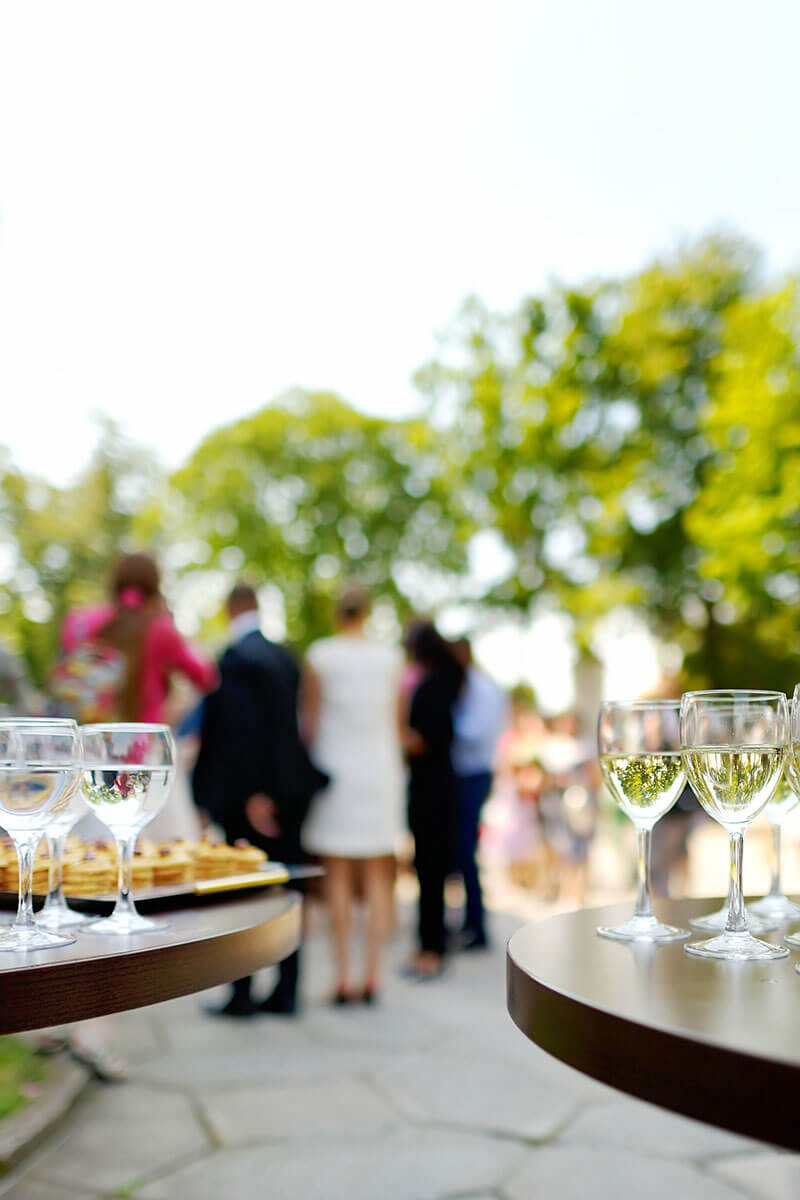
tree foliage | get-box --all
[152,391,472,647]
[416,235,800,689]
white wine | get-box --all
[0,767,82,835]
[683,746,783,828]
[764,771,800,826]
[600,752,685,826]
[82,766,174,835]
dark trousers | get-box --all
[227,823,302,1012]
[457,770,493,938]
[409,790,452,957]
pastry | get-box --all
[230,839,268,872]
[153,843,192,886]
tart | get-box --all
[153,843,193,886]
[193,839,236,879]
[63,850,116,896]
[230,839,268,873]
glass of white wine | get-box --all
[0,719,82,951]
[597,699,689,943]
[80,724,176,935]
[681,690,789,961]
[782,686,800,952]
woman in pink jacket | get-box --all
[61,552,217,721]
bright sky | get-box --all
[1,0,799,486]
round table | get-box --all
[507,898,800,1150]
[0,890,301,1034]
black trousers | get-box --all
[225,820,303,1011]
[409,786,453,957]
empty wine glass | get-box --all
[596,700,689,942]
[681,690,789,961]
[0,718,82,950]
[80,724,176,935]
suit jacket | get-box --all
[192,630,321,851]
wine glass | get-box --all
[681,690,789,961]
[80,724,176,934]
[37,768,90,931]
[0,718,82,950]
[782,687,800,952]
[596,700,689,942]
[749,708,800,925]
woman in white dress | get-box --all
[301,584,404,1004]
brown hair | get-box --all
[98,553,163,719]
[334,582,370,624]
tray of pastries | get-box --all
[0,835,307,913]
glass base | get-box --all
[684,930,789,961]
[82,910,170,936]
[0,925,76,951]
[37,903,87,930]
[597,914,689,943]
[749,894,800,923]
[781,929,800,949]
[689,904,777,934]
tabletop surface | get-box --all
[507,898,800,1148]
[0,890,302,1033]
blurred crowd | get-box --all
[0,551,609,1013]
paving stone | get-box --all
[138,1128,525,1200]
[374,1040,582,1139]
[2,1179,99,1200]
[561,1097,766,1160]
[33,1084,208,1193]
[139,1041,384,1089]
[711,1152,800,1199]
[504,1146,746,1200]
[201,1077,398,1146]
[303,1000,446,1053]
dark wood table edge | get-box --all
[0,891,302,1034]
[507,920,800,1151]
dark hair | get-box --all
[98,553,163,720]
[228,582,259,612]
[335,582,370,623]
[405,620,465,693]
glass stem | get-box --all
[13,837,39,931]
[114,835,137,919]
[45,833,68,912]
[725,831,746,934]
[769,824,782,899]
[634,827,653,919]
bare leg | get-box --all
[362,856,394,992]
[323,856,354,995]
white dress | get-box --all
[301,636,405,858]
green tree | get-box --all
[154,391,472,647]
[417,235,800,690]
[0,420,161,684]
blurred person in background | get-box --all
[59,551,217,722]
[193,582,325,1017]
[0,643,35,715]
[56,552,216,839]
[537,712,599,905]
[450,637,509,950]
[301,583,404,1004]
[402,620,465,980]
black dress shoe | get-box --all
[204,996,259,1018]
[259,989,297,1016]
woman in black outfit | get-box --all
[403,621,465,980]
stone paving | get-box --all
[1,900,798,1200]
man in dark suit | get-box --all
[193,582,315,1017]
